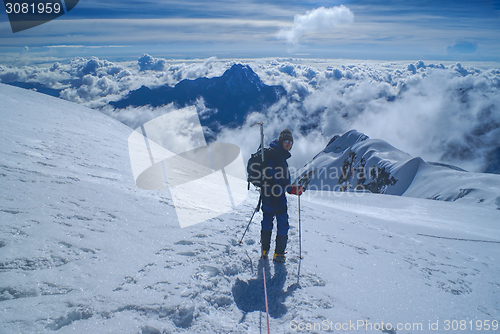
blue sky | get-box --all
[0,0,499,64]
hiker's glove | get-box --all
[290,185,303,196]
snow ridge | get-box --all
[297,130,500,210]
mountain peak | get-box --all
[324,130,369,154]
[224,63,258,77]
[222,64,262,87]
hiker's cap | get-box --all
[279,129,293,144]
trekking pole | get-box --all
[239,195,261,244]
[296,170,315,259]
[238,122,265,244]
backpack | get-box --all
[247,147,273,189]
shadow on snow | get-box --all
[232,259,300,319]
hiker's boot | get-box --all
[261,230,272,258]
[273,235,288,263]
[273,253,285,263]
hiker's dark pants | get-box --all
[261,193,289,236]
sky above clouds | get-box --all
[0,0,499,64]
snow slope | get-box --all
[297,130,500,210]
[1,83,499,334]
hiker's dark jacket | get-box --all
[262,140,292,204]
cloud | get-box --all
[1,0,499,62]
[447,41,478,54]
[138,53,168,71]
[216,101,327,181]
[0,55,234,109]
[100,103,179,132]
[302,61,500,173]
[277,6,354,47]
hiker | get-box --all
[261,129,303,263]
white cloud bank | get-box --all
[1,55,499,175]
[277,6,354,47]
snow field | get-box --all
[1,84,499,333]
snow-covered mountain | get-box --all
[1,84,499,334]
[296,130,500,210]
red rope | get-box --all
[262,255,271,334]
